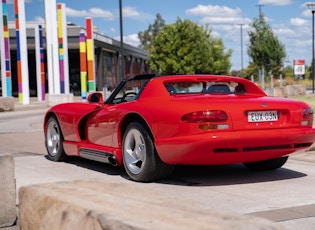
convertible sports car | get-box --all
[44,74,315,182]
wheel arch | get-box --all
[44,112,58,132]
[120,113,154,143]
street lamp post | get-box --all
[307,3,315,94]
[238,24,244,77]
[119,0,125,80]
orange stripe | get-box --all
[17,62,22,83]
[15,19,19,30]
[80,53,87,72]
[87,61,94,80]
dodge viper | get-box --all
[44,74,315,182]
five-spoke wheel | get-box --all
[45,117,66,161]
[122,122,173,182]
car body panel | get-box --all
[44,74,315,167]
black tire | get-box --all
[122,121,173,182]
[243,156,289,171]
[45,116,67,162]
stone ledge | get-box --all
[273,85,306,97]
[45,94,74,107]
[0,154,16,228]
[0,97,15,112]
[19,179,284,230]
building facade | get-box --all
[1,22,150,97]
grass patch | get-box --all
[289,95,315,111]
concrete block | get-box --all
[273,87,285,97]
[19,180,284,230]
[0,154,16,228]
[284,84,306,97]
[46,94,74,107]
[0,97,15,112]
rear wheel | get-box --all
[243,156,289,170]
[122,121,173,182]
[45,116,67,162]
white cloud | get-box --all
[115,34,140,47]
[66,7,114,20]
[273,27,295,36]
[33,16,45,23]
[290,18,308,26]
[302,9,313,17]
[201,16,251,25]
[124,34,140,47]
[258,0,294,6]
[186,5,250,25]
[186,5,241,17]
[123,7,140,17]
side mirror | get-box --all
[87,92,104,103]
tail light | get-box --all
[181,110,229,130]
[181,110,228,123]
[301,107,313,126]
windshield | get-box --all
[110,78,151,104]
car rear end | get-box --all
[151,76,315,165]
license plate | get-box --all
[248,110,278,122]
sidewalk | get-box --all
[13,97,49,111]
[13,96,84,111]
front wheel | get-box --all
[45,116,67,162]
[122,122,173,182]
[243,156,289,171]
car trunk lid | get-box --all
[171,94,306,131]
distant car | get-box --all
[44,74,315,182]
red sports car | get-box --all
[44,74,315,182]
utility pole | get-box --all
[238,24,244,77]
[256,4,264,15]
[307,3,315,94]
[119,0,125,80]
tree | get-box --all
[148,18,232,75]
[138,13,165,51]
[283,65,294,78]
[247,13,286,76]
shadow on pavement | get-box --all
[162,164,306,186]
[43,155,306,186]
[50,155,127,177]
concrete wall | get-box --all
[0,97,14,112]
[273,85,306,97]
[45,93,74,107]
[0,154,16,228]
[18,180,284,230]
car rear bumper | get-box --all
[155,128,315,165]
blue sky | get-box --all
[4,0,315,70]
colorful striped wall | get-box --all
[86,17,95,91]
[80,32,87,100]
[0,0,12,97]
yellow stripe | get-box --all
[58,10,63,38]
[86,40,93,60]
[80,42,86,52]
[80,72,87,92]
[18,93,23,103]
